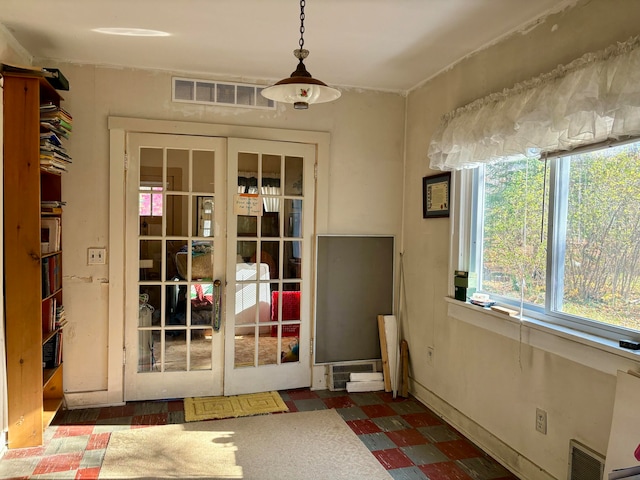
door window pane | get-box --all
[165,331,186,372]
[192,150,215,193]
[284,156,303,195]
[280,336,299,363]
[139,240,161,281]
[191,282,214,326]
[271,285,301,321]
[258,241,279,279]
[194,196,214,237]
[166,194,188,236]
[237,215,257,237]
[235,328,256,367]
[258,334,279,365]
[190,329,212,370]
[139,286,160,327]
[284,199,303,238]
[167,240,188,280]
[284,241,302,280]
[238,152,258,193]
[237,240,257,266]
[167,149,189,192]
[138,330,160,373]
[261,212,280,237]
[190,241,213,281]
[166,284,187,327]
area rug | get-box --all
[183,391,288,422]
[99,409,393,479]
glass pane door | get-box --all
[125,133,226,401]
[224,138,315,395]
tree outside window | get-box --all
[475,140,640,335]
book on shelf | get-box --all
[40,158,69,174]
[42,297,57,333]
[40,131,63,146]
[55,305,66,329]
[42,331,62,369]
[40,120,69,139]
[39,101,72,174]
[41,217,61,254]
[41,255,62,298]
[41,200,66,214]
[40,115,72,132]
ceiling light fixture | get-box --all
[261,0,340,110]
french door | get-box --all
[124,134,314,400]
[124,133,226,400]
[224,138,315,395]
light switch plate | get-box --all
[88,247,107,265]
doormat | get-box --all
[184,390,289,422]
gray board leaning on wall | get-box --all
[315,235,394,364]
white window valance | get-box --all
[428,35,640,171]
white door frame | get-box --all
[61,118,330,408]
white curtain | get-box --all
[428,36,640,171]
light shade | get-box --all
[261,0,341,110]
[261,64,341,110]
[261,79,341,109]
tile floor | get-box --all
[0,389,519,479]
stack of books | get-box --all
[55,304,67,329]
[40,103,72,174]
[41,200,66,215]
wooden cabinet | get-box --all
[2,73,67,448]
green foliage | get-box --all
[482,157,548,305]
[480,143,640,331]
[565,146,640,310]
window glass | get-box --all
[558,143,640,330]
[474,140,640,335]
[480,158,548,307]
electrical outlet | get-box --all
[88,247,107,265]
[427,346,434,366]
[536,408,547,434]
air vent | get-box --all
[172,77,275,110]
[568,439,605,480]
[329,362,377,391]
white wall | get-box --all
[403,0,640,478]
[37,64,405,396]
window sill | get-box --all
[445,297,640,375]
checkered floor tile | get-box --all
[0,390,518,479]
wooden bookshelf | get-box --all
[2,73,68,448]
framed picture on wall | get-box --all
[422,172,451,218]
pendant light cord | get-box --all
[299,0,306,51]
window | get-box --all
[472,139,640,339]
[139,186,163,217]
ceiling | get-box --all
[1,0,575,93]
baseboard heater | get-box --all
[328,362,377,391]
[568,439,605,480]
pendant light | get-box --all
[261,0,341,110]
